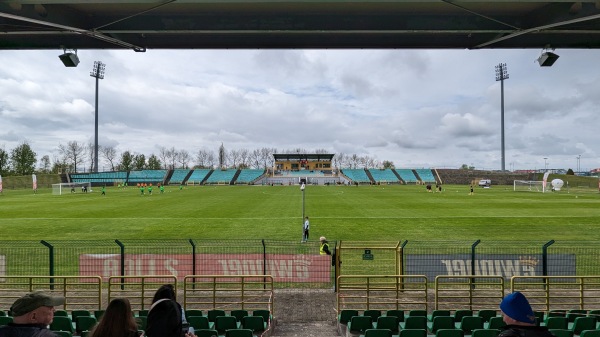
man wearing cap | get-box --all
[0,291,65,337]
[498,291,555,337]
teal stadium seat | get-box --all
[458,316,483,334]
[363,328,393,337]
[570,316,596,335]
[486,317,506,330]
[241,315,266,332]
[399,328,428,337]
[230,309,249,322]
[195,329,219,337]
[550,329,575,337]
[252,310,271,324]
[471,329,500,337]
[348,316,373,333]
[187,316,210,330]
[375,316,399,333]
[185,309,203,319]
[545,317,569,330]
[429,310,452,322]
[215,316,239,334]
[436,329,464,337]
[364,310,382,322]
[207,309,226,322]
[395,169,418,183]
[368,169,399,183]
[453,310,474,323]
[429,316,456,333]
[225,328,253,337]
[386,309,405,322]
[0,316,14,325]
[50,316,74,334]
[339,309,360,324]
[401,316,427,330]
[477,310,497,323]
[579,331,600,337]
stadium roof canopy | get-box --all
[274,154,335,161]
[1,1,600,51]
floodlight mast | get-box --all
[90,61,105,173]
[495,63,509,171]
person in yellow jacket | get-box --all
[319,236,331,255]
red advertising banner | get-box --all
[79,254,331,282]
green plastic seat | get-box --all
[429,310,452,322]
[471,328,500,337]
[52,332,73,337]
[195,329,219,337]
[570,316,596,335]
[375,315,399,333]
[0,316,14,325]
[549,328,575,337]
[76,316,97,333]
[386,310,405,322]
[579,330,600,337]
[399,328,427,337]
[458,316,483,334]
[138,309,149,317]
[241,315,266,332]
[477,310,497,323]
[401,316,427,330]
[207,309,226,322]
[364,328,393,337]
[364,310,382,321]
[429,316,455,333]
[215,315,239,334]
[339,309,360,324]
[409,310,427,317]
[252,309,271,324]
[348,315,373,333]
[185,309,203,319]
[188,316,210,330]
[454,310,474,323]
[225,328,253,337]
[50,316,74,334]
[230,309,249,322]
[436,328,464,337]
[545,317,568,330]
[486,316,506,330]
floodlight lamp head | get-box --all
[537,47,559,67]
[59,48,79,67]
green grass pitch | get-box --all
[0,184,599,241]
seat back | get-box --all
[364,310,382,321]
[185,309,203,319]
[567,311,588,323]
[93,310,105,320]
[339,309,359,324]
[409,310,427,317]
[76,316,97,333]
[487,316,506,330]
[137,309,149,317]
[376,315,399,332]
[404,316,427,330]
[580,330,600,337]
[430,310,452,321]
[571,316,596,335]
[545,316,568,330]
[53,332,73,337]
[230,309,249,322]
[386,309,405,322]
[241,315,265,332]
[431,316,455,333]
[54,310,69,317]
[534,311,544,325]
[215,315,238,333]
[399,328,427,337]
[472,329,500,337]
[195,329,219,337]
[364,328,394,337]
[50,316,74,333]
[454,310,474,323]
[477,310,497,323]
[0,316,14,325]
[348,315,373,333]
[549,328,575,337]
[135,316,147,331]
[207,309,227,322]
[436,329,464,337]
[459,316,483,333]
[224,328,253,337]
[188,316,210,330]
[252,309,271,323]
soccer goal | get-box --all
[52,182,92,195]
[513,180,546,193]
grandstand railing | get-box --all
[434,275,505,310]
[0,275,102,311]
[183,275,274,313]
[510,276,600,311]
[337,275,428,312]
[107,275,178,310]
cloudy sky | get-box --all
[0,48,598,172]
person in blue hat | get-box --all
[498,292,555,337]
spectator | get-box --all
[146,284,195,337]
[89,298,139,337]
[0,291,64,337]
[498,292,553,337]
[319,236,332,255]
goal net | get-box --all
[52,182,92,195]
[513,180,546,193]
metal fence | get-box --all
[1,240,599,289]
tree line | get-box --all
[0,141,395,176]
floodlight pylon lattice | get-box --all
[495,63,509,172]
[90,61,106,173]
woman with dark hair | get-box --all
[89,298,139,337]
[146,284,196,337]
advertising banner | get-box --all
[79,253,331,282]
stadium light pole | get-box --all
[544,157,548,172]
[300,182,306,222]
[90,61,106,173]
[577,154,581,173]
[495,63,509,171]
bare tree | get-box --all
[58,141,86,173]
[249,149,261,169]
[229,149,240,168]
[177,149,191,169]
[100,145,118,171]
[196,149,214,168]
[239,148,250,169]
[158,146,169,169]
[39,155,51,173]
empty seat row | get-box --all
[357,328,502,337]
